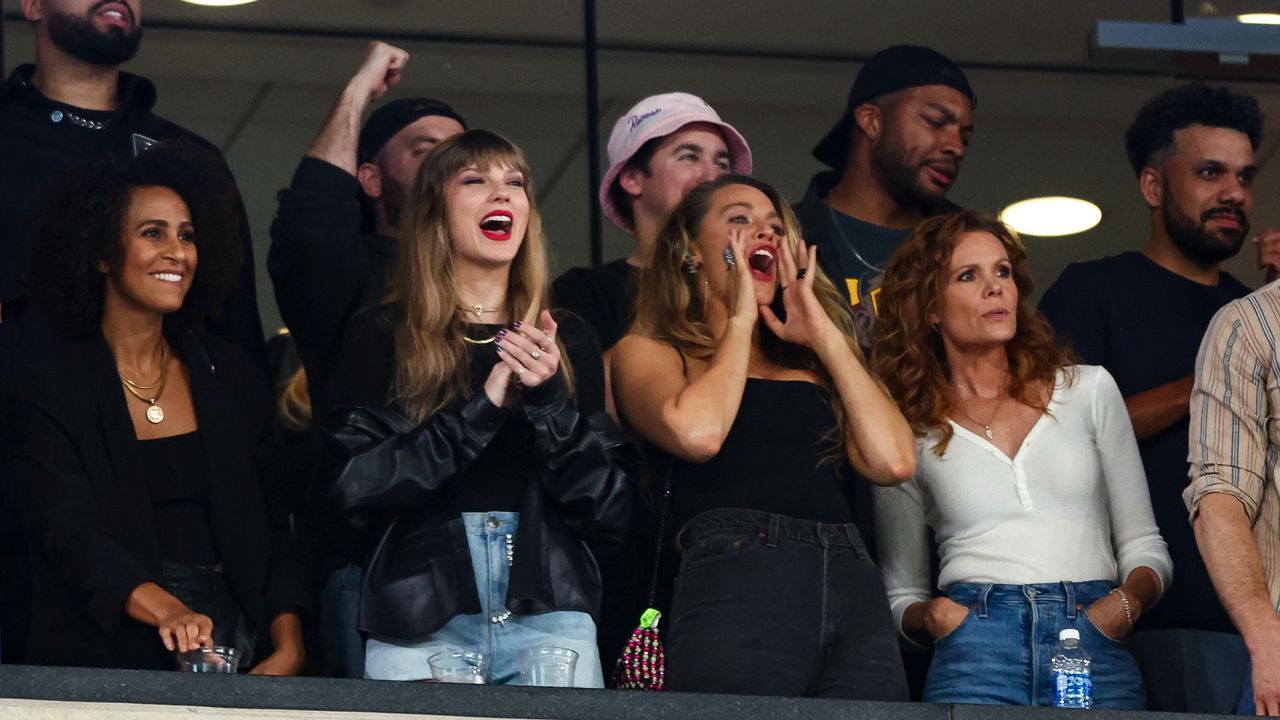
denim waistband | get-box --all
[946,580,1116,619]
[460,511,519,536]
[680,507,866,552]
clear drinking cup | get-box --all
[517,647,579,687]
[428,650,489,684]
[175,646,241,673]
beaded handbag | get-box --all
[610,476,671,690]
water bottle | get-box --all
[1052,628,1092,709]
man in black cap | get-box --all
[266,40,464,680]
[268,40,465,421]
[795,44,975,347]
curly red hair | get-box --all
[871,210,1074,455]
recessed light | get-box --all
[1237,13,1280,24]
[180,0,259,6]
[999,197,1102,237]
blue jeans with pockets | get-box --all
[924,580,1144,708]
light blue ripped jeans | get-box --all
[364,512,604,687]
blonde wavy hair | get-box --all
[389,129,570,424]
[278,366,312,432]
[631,174,865,458]
[871,210,1074,455]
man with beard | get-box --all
[266,41,464,678]
[795,45,974,348]
[1039,82,1272,713]
[268,40,465,422]
[0,0,266,665]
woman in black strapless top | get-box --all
[612,175,915,700]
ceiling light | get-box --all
[1238,13,1280,25]
[999,197,1102,237]
[179,0,259,6]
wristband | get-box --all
[1110,588,1134,624]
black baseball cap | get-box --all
[812,45,976,170]
[357,98,467,164]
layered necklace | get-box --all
[460,302,503,345]
[119,343,170,424]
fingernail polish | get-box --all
[513,320,523,328]
[497,329,507,338]
[495,344,503,353]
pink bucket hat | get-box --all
[599,92,753,234]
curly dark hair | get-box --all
[871,210,1075,455]
[24,140,242,336]
[1124,82,1264,176]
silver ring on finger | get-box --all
[531,350,542,360]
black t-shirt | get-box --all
[1038,250,1250,633]
[551,258,637,351]
[825,211,911,346]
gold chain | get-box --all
[952,394,1007,441]
[119,343,170,424]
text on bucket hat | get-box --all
[599,92,752,234]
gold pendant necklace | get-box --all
[953,395,1007,441]
[120,344,169,424]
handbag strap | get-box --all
[645,457,673,607]
[644,340,684,607]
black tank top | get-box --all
[138,431,218,566]
[670,379,854,531]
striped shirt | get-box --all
[1186,282,1280,608]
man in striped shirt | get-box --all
[1188,286,1280,715]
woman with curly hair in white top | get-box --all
[871,210,1171,708]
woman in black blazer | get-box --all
[2,145,307,672]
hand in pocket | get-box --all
[925,596,971,640]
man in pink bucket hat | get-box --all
[553,92,752,354]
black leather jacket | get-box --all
[333,371,635,642]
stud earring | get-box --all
[682,252,699,275]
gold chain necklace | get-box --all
[120,344,169,424]
[460,303,502,320]
[460,303,503,344]
[952,394,1007,441]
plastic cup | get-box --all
[428,650,489,684]
[517,647,578,687]
[175,646,241,673]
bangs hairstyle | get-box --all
[632,174,864,460]
[871,210,1074,455]
[24,140,241,337]
[389,128,570,423]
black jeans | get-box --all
[667,508,908,700]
